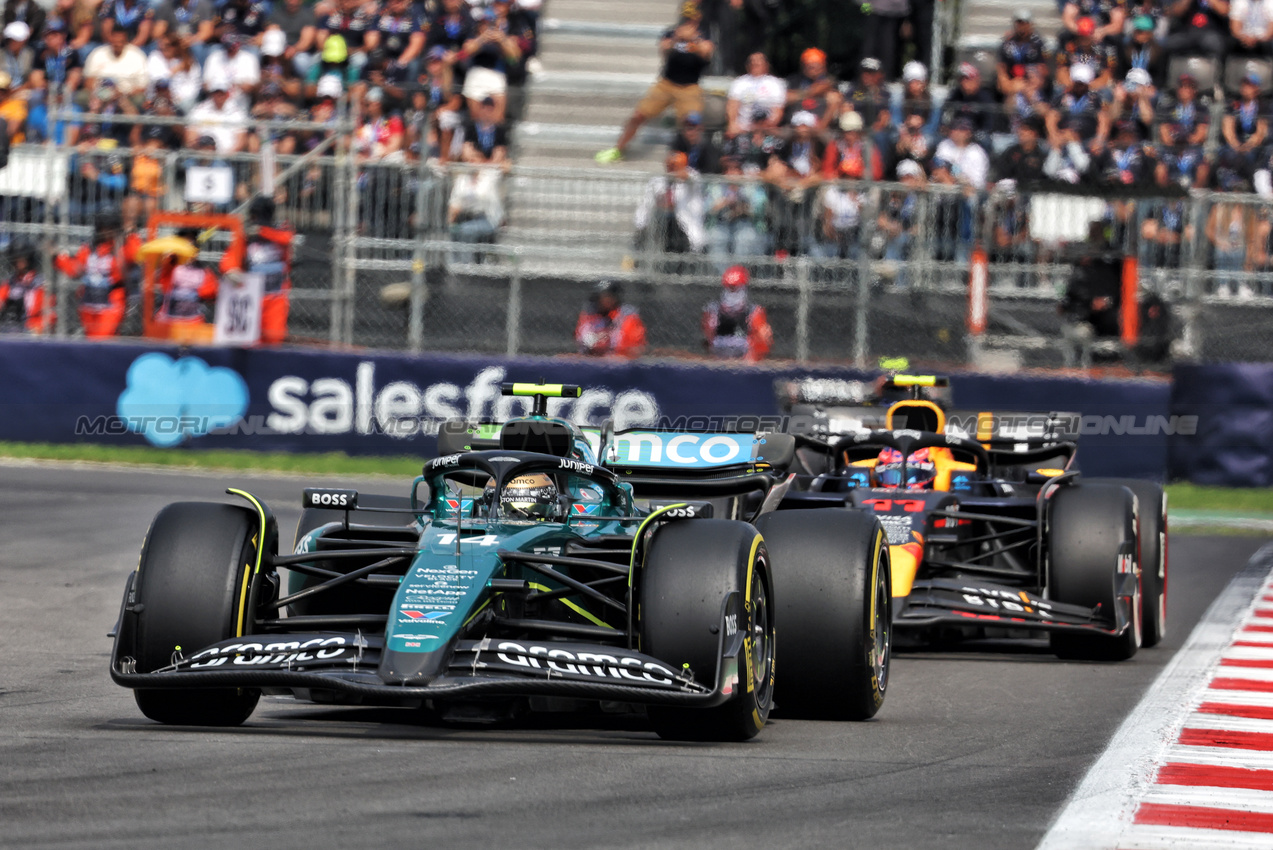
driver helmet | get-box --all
[498,472,558,521]
[873,446,936,490]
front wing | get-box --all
[894,577,1138,637]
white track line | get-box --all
[1141,785,1273,814]
[1166,744,1273,770]
[1114,825,1273,850]
[1036,543,1273,850]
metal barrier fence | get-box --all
[4,120,1273,366]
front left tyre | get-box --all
[131,502,263,726]
[639,519,775,741]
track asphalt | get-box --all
[0,463,1265,850]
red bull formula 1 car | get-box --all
[779,376,1167,661]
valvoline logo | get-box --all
[609,432,757,469]
[572,503,600,516]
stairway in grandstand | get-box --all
[504,0,688,273]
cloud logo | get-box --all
[116,353,249,447]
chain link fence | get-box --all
[5,116,1273,366]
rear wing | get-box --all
[601,430,795,498]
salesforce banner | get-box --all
[0,339,1171,478]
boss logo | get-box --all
[303,489,358,509]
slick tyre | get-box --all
[132,502,262,725]
[640,520,774,742]
[1048,484,1142,662]
[753,509,891,720]
[1092,479,1168,648]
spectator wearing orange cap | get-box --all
[1056,17,1116,90]
[703,265,772,361]
[784,47,842,131]
[575,280,647,358]
[596,1,712,164]
[1162,0,1230,60]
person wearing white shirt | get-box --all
[1231,0,1273,57]
[934,117,989,190]
[83,28,148,101]
[203,32,260,104]
[186,81,248,152]
[726,52,786,136]
[145,34,202,111]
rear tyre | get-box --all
[753,509,890,720]
[640,520,774,741]
[1048,484,1141,662]
[1092,479,1167,648]
[132,502,263,725]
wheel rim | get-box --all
[874,547,891,694]
[750,566,774,708]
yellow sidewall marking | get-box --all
[227,489,268,638]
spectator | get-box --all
[425,0,473,61]
[1045,116,1094,183]
[721,114,783,175]
[354,86,404,161]
[129,84,181,148]
[784,47,842,131]
[932,117,987,263]
[1062,0,1125,42]
[459,5,522,120]
[860,0,908,80]
[726,51,785,138]
[489,0,536,88]
[318,0,375,78]
[634,151,706,259]
[892,61,940,142]
[217,0,269,44]
[366,0,423,83]
[1142,166,1194,269]
[596,2,712,164]
[575,280,647,358]
[204,32,261,104]
[768,109,825,253]
[151,0,217,68]
[1110,67,1157,137]
[990,181,1036,288]
[459,95,508,167]
[447,163,505,263]
[877,159,925,287]
[31,19,81,102]
[2,21,32,87]
[266,0,319,78]
[998,9,1048,97]
[1206,185,1258,296]
[1231,0,1273,57]
[1059,233,1123,367]
[1223,71,1268,164]
[1163,0,1230,61]
[934,116,989,192]
[704,153,768,268]
[83,26,148,103]
[3,0,45,46]
[1157,120,1211,188]
[81,78,135,146]
[671,111,719,173]
[1047,64,1109,149]
[410,45,462,161]
[886,106,935,177]
[1117,15,1167,84]
[259,28,305,103]
[809,179,863,260]
[307,34,356,95]
[702,265,772,361]
[844,57,893,142]
[1056,17,1116,90]
[0,69,24,140]
[995,113,1048,183]
[67,0,102,64]
[1097,119,1151,187]
[98,0,152,51]
[122,124,166,230]
[146,36,200,111]
[1003,64,1051,138]
[0,243,51,334]
[249,81,299,154]
[1157,72,1211,148]
[186,80,248,153]
[942,62,997,142]
[823,109,883,181]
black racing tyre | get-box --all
[1047,484,1142,662]
[132,502,262,726]
[639,519,774,742]
[753,509,890,720]
[1092,479,1167,648]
